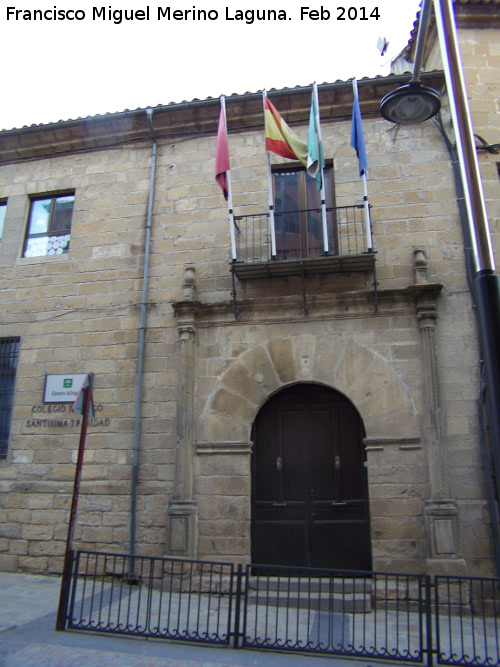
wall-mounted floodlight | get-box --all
[380,81,441,124]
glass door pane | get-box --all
[304,170,334,256]
[274,170,302,259]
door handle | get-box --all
[335,455,341,470]
[276,456,282,471]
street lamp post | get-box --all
[433,0,500,575]
[380,0,500,574]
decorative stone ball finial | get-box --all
[413,248,428,285]
[182,266,197,301]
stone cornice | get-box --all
[455,2,500,27]
[171,282,445,325]
[172,300,201,322]
[195,441,253,455]
[405,283,444,302]
[0,72,445,164]
[403,1,499,64]
[364,436,422,449]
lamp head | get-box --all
[380,81,441,124]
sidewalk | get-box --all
[0,571,384,667]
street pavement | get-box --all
[0,571,389,667]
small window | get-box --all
[0,337,20,459]
[0,200,6,242]
[23,193,74,258]
[273,164,335,259]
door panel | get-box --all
[279,409,307,501]
[252,404,308,567]
[251,384,372,571]
[339,406,366,501]
[310,407,338,500]
[311,518,371,571]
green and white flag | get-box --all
[307,88,325,191]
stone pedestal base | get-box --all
[424,500,467,576]
[167,500,198,558]
[426,557,468,577]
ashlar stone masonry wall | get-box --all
[0,78,494,575]
[0,142,172,572]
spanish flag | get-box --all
[264,97,307,166]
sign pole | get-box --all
[56,373,94,630]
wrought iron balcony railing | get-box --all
[228,204,377,316]
[231,205,374,281]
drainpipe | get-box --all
[129,108,157,578]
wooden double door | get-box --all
[251,384,372,571]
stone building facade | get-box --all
[0,1,498,577]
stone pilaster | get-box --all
[167,267,199,558]
[412,249,466,575]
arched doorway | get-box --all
[251,383,372,571]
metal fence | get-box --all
[64,550,236,645]
[435,575,500,666]
[242,564,426,662]
[59,550,500,666]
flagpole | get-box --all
[263,91,277,259]
[220,96,237,262]
[352,79,373,252]
[361,171,372,251]
[313,82,329,254]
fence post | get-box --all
[232,563,243,648]
[425,575,434,667]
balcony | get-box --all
[228,204,377,317]
[231,204,375,281]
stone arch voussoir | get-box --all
[201,337,418,443]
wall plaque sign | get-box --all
[44,374,88,403]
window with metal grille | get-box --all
[23,193,74,258]
[0,337,20,458]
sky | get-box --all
[0,0,422,131]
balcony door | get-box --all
[251,383,372,571]
[273,164,335,259]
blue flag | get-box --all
[351,85,368,177]
[307,92,325,191]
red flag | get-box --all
[215,105,230,200]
